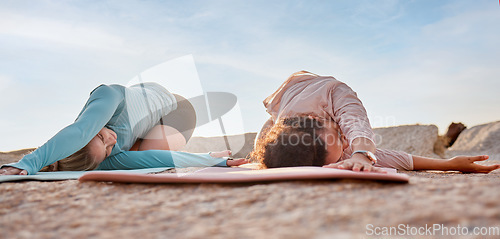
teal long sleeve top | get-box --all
[5,83,227,175]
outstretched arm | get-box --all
[413,154,500,173]
[0,85,122,175]
[97,150,247,170]
[329,81,379,172]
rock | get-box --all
[373,124,441,158]
[433,135,449,158]
[447,121,500,156]
[181,133,257,158]
[445,122,466,147]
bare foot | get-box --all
[210,150,232,158]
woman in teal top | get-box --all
[0,83,246,175]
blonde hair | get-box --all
[40,146,99,172]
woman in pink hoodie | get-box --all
[251,71,499,173]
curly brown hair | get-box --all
[250,116,328,169]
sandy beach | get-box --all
[1,121,499,238]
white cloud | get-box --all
[0,11,137,54]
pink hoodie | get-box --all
[264,71,413,170]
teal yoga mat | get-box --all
[0,167,172,183]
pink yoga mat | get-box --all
[79,166,409,183]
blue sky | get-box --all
[1,0,499,151]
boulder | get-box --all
[447,121,500,156]
[373,124,440,158]
[445,122,467,147]
[182,133,257,158]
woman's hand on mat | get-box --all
[323,154,386,173]
[0,166,28,175]
[226,158,249,167]
[447,155,500,173]
[209,150,248,167]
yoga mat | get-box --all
[0,167,172,183]
[79,166,409,183]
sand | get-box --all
[1,121,500,238]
